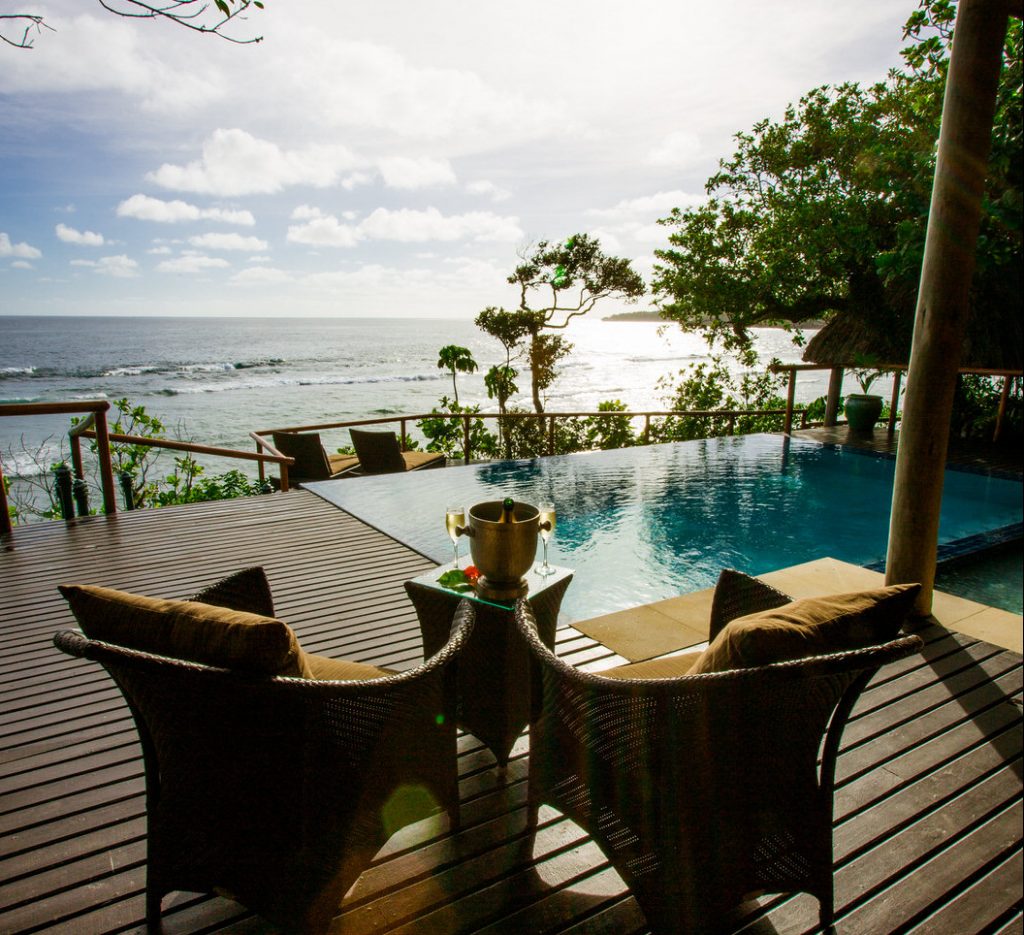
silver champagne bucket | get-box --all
[462,500,539,600]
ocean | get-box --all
[0,315,826,484]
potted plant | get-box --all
[845,367,886,433]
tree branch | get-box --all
[3,0,263,48]
[0,14,55,48]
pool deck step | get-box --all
[572,556,1023,661]
[0,493,1021,934]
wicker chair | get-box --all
[349,428,446,474]
[53,598,475,934]
[515,570,923,935]
[271,430,359,485]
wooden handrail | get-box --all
[770,363,1021,436]
[1,400,117,532]
[256,407,802,472]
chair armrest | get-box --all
[708,569,792,641]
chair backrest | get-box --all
[514,596,922,933]
[271,431,332,480]
[349,428,407,474]
[52,599,475,933]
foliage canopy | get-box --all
[652,0,1022,361]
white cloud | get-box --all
[588,190,706,221]
[147,246,174,255]
[287,216,362,248]
[72,255,139,277]
[359,207,522,243]
[55,223,105,246]
[247,255,272,263]
[189,232,269,251]
[378,156,456,189]
[645,131,702,169]
[341,172,373,191]
[288,206,523,247]
[291,204,324,221]
[147,129,359,196]
[231,267,292,285]
[157,254,231,273]
[11,260,33,270]
[117,194,255,226]
[467,179,512,202]
[0,233,42,259]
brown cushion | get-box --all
[58,583,311,677]
[303,653,395,681]
[689,583,921,674]
[602,650,707,680]
[190,567,276,617]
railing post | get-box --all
[993,375,1011,443]
[73,479,90,517]
[400,419,408,451]
[0,459,12,538]
[824,368,843,427]
[256,439,266,485]
[119,471,135,511]
[93,407,117,516]
[547,415,555,456]
[644,414,651,446]
[70,434,85,482]
[462,414,471,465]
[784,370,797,435]
[279,463,290,493]
[727,414,735,436]
[55,464,75,520]
[887,371,903,436]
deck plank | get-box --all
[0,490,1021,933]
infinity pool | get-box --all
[308,435,1023,622]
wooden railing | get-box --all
[770,363,1022,438]
[1,400,116,537]
[1,400,294,538]
[253,406,807,485]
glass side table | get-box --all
[405,564,572,768]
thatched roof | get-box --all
[803,308,1023,371]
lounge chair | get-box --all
[271,430,359,485]
[53,567,474,934]
[349,428,446,474]
[515,570,923,935]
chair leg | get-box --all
[145,889,163,931]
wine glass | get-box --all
[536,500,556,576]
[445,504,465,568]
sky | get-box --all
[0,0,911,319]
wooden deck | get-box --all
[794,425,1023,478]
[1,491,1021,934]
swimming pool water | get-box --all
[309,435,1023,622]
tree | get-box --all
[477,234,646,413]
[2,0,264,50]
[652,0,1021,359]
[436,345,478,405]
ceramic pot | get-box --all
[845,393,884,433]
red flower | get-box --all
[463,565,481,583]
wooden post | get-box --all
[462,415,471,465]
[887,371,903,436]
[886,0,1010,615]
[824,368,843,426]
[643,414,651,446]
[93,408,118,516]
[547,416,556,456]
[993,375,1011,442]
[783,370,797,435]
[0,458,12,538]
[400,419,408,451]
